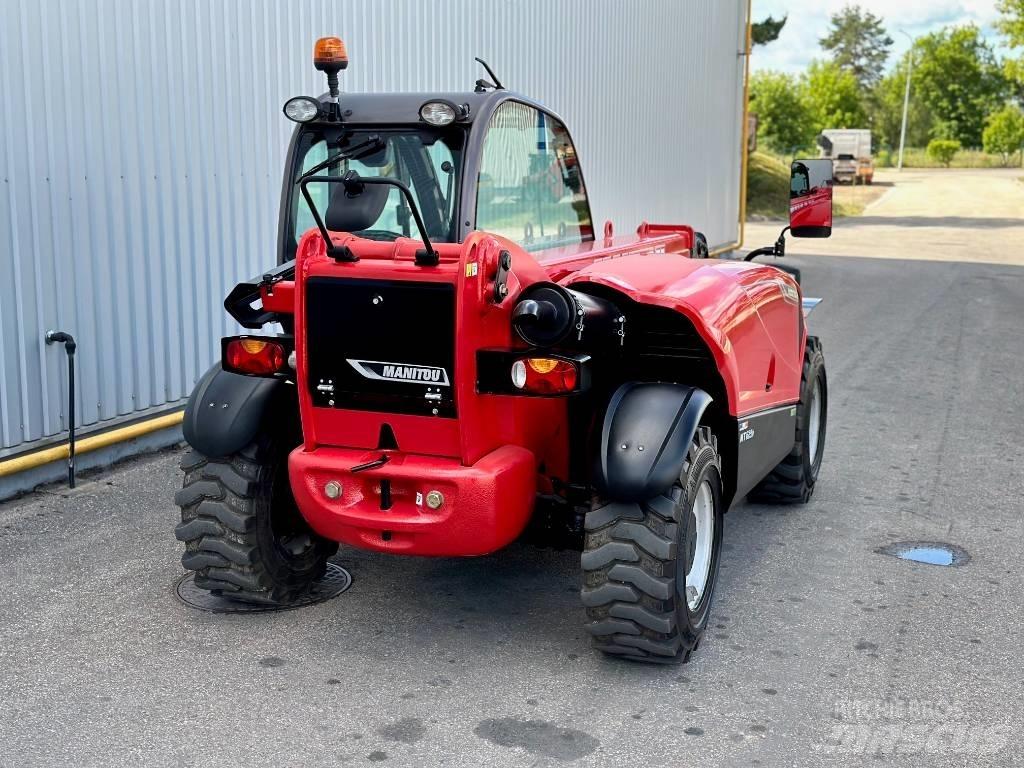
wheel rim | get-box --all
[685,480,715,611]
[808,377,822,460]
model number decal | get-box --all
[738,420,755,443]
[346,359,451,386]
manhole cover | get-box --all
[875,541,969,567]
[175,562,352,613]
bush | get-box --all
[876,148,893,168]
[982,106,1024,167]
[926,139,961,167]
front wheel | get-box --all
[581,427,724,663]
[748,336,827,503]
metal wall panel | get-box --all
[0,0,748,456]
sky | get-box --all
[751,0,1007,74]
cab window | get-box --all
[475,101,592,252]
[290,128,462,254]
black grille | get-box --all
[626,304,710,360]
[305,277,457,417]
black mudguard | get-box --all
[182,364,292,459]
[595,382,713,502]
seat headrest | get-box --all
[325,181,390,233]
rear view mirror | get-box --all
[789,159,833,238]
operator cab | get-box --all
[277,40,593,264]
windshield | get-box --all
[290,127,464,250]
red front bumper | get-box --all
[288,445,537,556]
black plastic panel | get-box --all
[305,277,456,417]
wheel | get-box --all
[581,427,724,663]
[693,231,710,259]
[174,435,338,604]
[748,336,827,503]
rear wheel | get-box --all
[581,427,724,663]
[748,336,827,503]
[174,435,337,604]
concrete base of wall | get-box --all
[0,425,184,502]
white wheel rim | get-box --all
[685,480,715,611]
[808,377,822,460]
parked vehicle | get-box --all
[175,38,833,663]
[819,129,873,184]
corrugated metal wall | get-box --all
[0,0,748,458]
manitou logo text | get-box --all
[346,359,450,386]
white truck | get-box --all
[818,129,873,184]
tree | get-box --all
[749,71,815,153]
[910,26,1006,147]
[983,105,1024,165]
[927,139,961,167]
[871,58,934,150]
[752,15,787,46]
[997,0,1024,92]
[819,5,893,87]
[801,60,868,134]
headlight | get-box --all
[419,101,457,126]
[283,96,323,123]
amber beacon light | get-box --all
[314,37,348,100]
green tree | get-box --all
[749,71,815,153]
[910,26,1006,147]
[983,105,1024,165]
[997,0,1024,93]
[752,15,787,46]
[819,5,894,87]
[926,138,961,167]
[801,60,868,134]
[871,58,934,150]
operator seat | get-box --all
[325,181,390,233]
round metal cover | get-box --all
[175,563,352,613]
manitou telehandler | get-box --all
[175,37,833,663]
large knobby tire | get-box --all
[748,336,827,503]
[174,435,337,604]
[581,427,724,663]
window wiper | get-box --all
[297,135,384,183]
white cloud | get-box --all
[751,0,1004,74]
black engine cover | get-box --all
[305,277,456,417]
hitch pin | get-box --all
[350,454,390,473]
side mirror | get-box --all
[789,158,833,238]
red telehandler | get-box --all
[176,38,833,662]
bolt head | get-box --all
[324,480,342,499]
[425,490,444,510]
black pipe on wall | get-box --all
[45,330,77,489]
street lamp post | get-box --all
[897,30,915,172]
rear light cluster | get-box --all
[222,336,293,377]
[476,350,590,396]
[510,357,578,394]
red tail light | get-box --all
[223,337,288,376]
[511,357,579,394]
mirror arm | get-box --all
[745,226,790,262]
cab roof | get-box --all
[316,89,549,125]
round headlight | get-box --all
[283,96,322,123]
[419,101,457,126]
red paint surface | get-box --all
[790,187,833,231]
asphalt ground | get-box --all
[2,248,1023,767]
